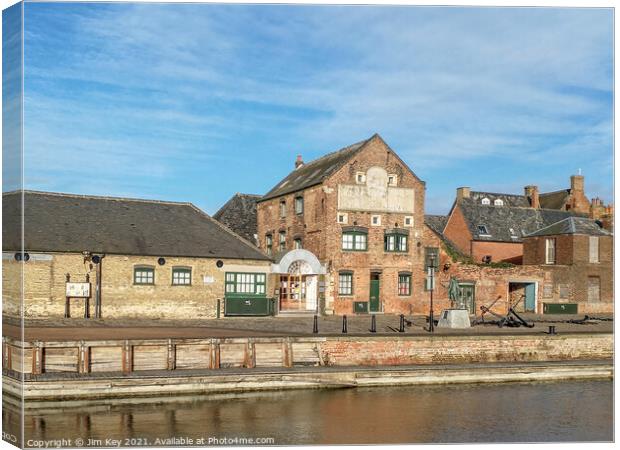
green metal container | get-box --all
[543,303,578,314]
[225,297,273,316]
[354,301,369,314]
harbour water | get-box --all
[4,380,613,446]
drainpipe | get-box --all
[95,254,106,318]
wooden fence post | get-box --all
[211,339,220,369]
[122,340,133,374]
[167,339,176,371]
[32,343,43,375]
[283,338,293,368]
[78,341,90,374]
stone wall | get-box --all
[3,253,272,319]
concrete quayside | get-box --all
[3,360,613,401]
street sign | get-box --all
[66,282,91,298]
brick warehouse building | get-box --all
[256,134,429,315]
[2,191,272,319]
[523,216,613,313]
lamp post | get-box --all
[429,255,435,333]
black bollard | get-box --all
[342,315,348,334]
[313,315,319,334]
[399,314,405,333]
[370,314,376,333]
[548,325,557,335]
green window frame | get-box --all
[172,267,191,286]
[342,231,367,251]
[279,200,287,218]
[134,266,154,285]
[295,196,304,215]
[398,273,412,296]
[265,234,273,256]
[385,233,408,252]
[338,271,353,296]
[225,272,267,297]
[279,231,286,251]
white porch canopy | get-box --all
[271,249,326,275]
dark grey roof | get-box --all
[457,194,586,243]
[468,191,530,208]
[3,191,269,260]
[525,216,612,237]
[260,136,373,201]
[213,193,260,244]
[424,215,448,235]
[539,189,570,210]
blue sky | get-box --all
[11,3,614,214]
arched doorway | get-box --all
[271,249,325,314]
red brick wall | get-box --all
[443,206,473,256]
[471,241,523,264]
[319,334,612,366]
[321,137,427,314]
[257,135,429,315]
[523,235,573,265]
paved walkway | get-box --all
[3,313,613,341]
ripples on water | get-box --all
[3,380,613,445]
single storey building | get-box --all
[3,191,273,319]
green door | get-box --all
[458,284,475,314]
[369,273,380,312]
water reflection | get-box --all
[3,380,613,446]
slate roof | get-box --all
[260,136,373,202]
[424,215,448,235]
[213,193,261,244]
[2,191,270,260]
[424,215,468,259]
[539,189,570,210]
[525,216,612,237]
[455,191,586,243]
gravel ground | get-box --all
[3,313,613,340]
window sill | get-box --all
[171,284,192,287]
[133,284,155,286]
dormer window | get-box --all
[481,198,490,205]
[494,199,504,206]
[477,225,490,235]
[509,228,518,238]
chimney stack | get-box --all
[456,187,471,200]
[295,155,304,169]
[524,185,540,209]
[570,174,584,193]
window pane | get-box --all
[400,236,408,251]
[342,234,354,249]
[135,268,154,284]
[355,234,367,250]
[398,274,411,295]
[339,273,353,295]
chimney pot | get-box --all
[524,185,540,209]
[295,155,304,169]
